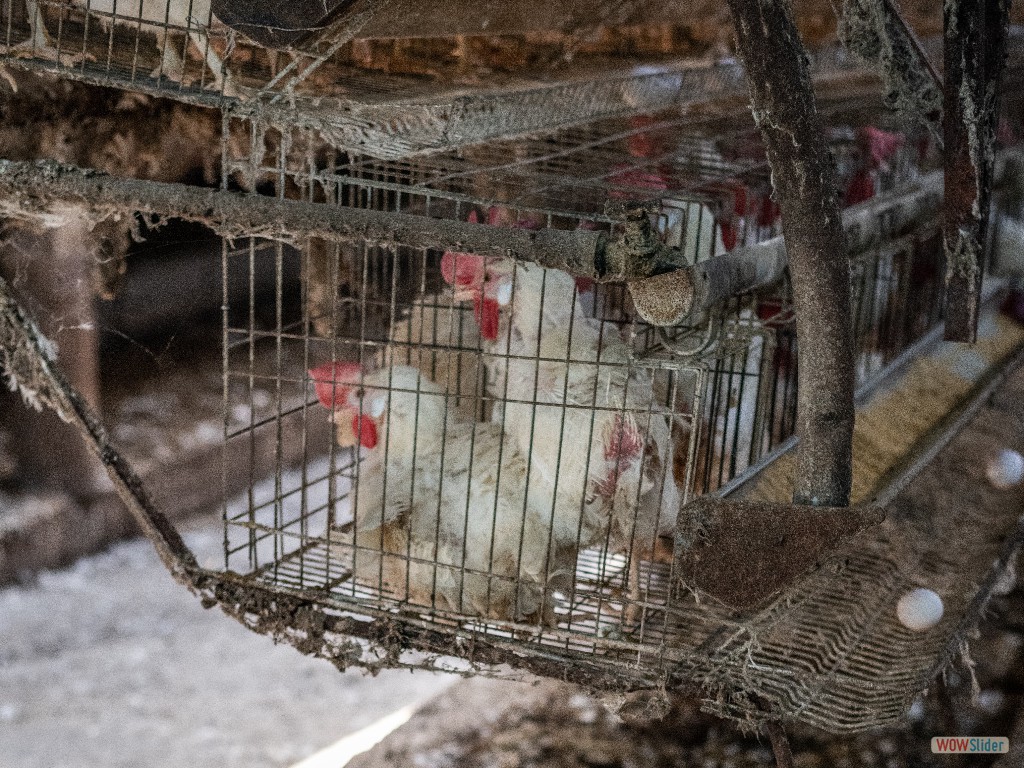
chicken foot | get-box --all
[5,1,94,64]
[151,27,235,95]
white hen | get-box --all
[444,253,682,621]
[381,291,486,424]
[311,362,558,625]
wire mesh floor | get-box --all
[229,306,1024,733]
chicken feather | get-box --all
[445,254,682,622]
[317,363,559,625]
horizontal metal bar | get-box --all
[721,278,1011,502]
[870,325,1024,508]
[0,159,709,282]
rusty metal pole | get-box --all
[726,0,855,509]
[943,0,1012,342]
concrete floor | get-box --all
[0,515,456,768]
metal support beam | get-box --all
[943,0,1012,342]
[726,0,855,508]
[0,159,703,283]
[629,172,943,325]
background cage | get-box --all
[1,1,1024,738]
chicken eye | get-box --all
[346,387,366,409]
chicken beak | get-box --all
[333,408,358,448]
[452,286,479,302]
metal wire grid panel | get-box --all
[221,112,779,245]
[0,0,990,717]
[849,231,947,387]
[0,0,744,152]
[2,0,938,161]
[213,206,1022,737]
[216,113,954,703]
[0,26,965,715]
[220,239,785,672]
[1,0,239,92]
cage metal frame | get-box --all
[1,0,969,162]
[7,246,1022,734]
[2,11,1024,732]
[3,139,1022,734]
[203,112,954,684]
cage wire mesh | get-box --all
[1,0,742,149]
[2,7,1024,732]
[0,0,943,160]
[211,94,1012,732]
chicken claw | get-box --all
[5,1,94,65]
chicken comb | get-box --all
[859,125,905,168]
[441,251,486,288]
[308,361,363,410]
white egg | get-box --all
[896,588,944,631]
[986,448,1024,489]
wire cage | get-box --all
[218,115,778,646]
[1,0,919,162]
[3,13,1024,735]
[210,101,983,719]
[0,0,742,144]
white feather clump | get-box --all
[986,448,1024,490]
[896,588,944,632]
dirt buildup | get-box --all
[839,0,943,134]
[0,275,62,416]
[355,606,1024,768]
